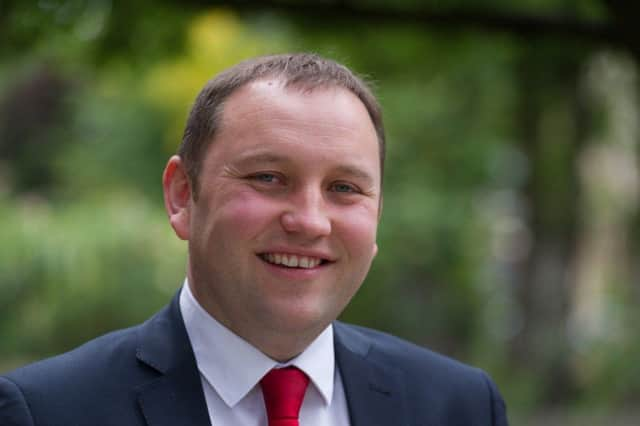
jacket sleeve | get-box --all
[481,371,509,426]
[0,376,35,426]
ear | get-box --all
[163,155,192,240]
[372,194,382,257]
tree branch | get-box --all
[221,1,622,49]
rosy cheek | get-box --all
[334,206,378,246]
[217,190,282,234]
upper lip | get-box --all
[257,247,336,262]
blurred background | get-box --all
[1,1,639,424]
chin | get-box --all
[265,306,330,334]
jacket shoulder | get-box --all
[335,321,478,374]
[334,321,508,425]
[4,324,142,385]
[1,323,154,426]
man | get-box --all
[0,53,508,425]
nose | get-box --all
[280,188,332,238]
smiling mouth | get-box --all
[258,253,330,269]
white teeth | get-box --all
[286,256,298,267]
[261,253,323,269]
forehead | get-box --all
[218,79,377,140]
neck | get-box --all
[186,274,327,363]
[251,328,321,363]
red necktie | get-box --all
[260,367,310,426]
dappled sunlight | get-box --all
[144,9,273,152]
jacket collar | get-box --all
[133,292,409,426]
[334,321,409,426]
[135,290,211,426]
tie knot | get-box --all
[260,367,309,426]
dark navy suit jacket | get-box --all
[0,293,508,426]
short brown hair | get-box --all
[177,53,385,197]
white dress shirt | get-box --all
[179,280,351,426]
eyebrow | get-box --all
[332,165,376,186]
[232,152,288,167]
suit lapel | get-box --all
[137,372,211,426]
[131,297,411,426]
[334,322,409,426]
[135,292,211,426]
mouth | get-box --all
[258,252,331,269]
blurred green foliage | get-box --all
[2,1,639,424]
[0,193,185,362]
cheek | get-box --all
[213,190,281,239]
[335,205,379,254]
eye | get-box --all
[250,173,281,184]
[331,182,358,193]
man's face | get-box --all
[168,80,381,354]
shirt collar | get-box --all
[179,280,335,407]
